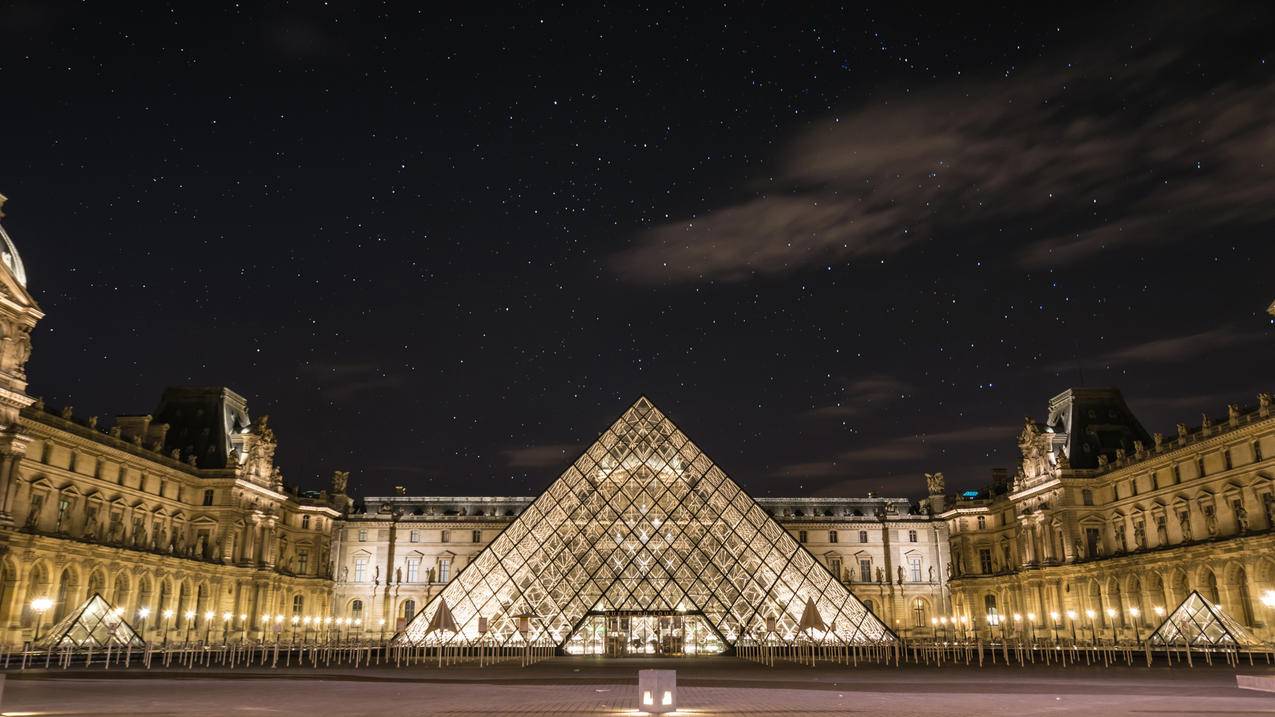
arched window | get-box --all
[350,599,364,620]
[402,599,416,622]
[1234,568,1255,626]
[863,599,874,614]
[292,594,304,617]
[911,598,928,628]
[54,569,74,622]
[984,594,1000,625]
[977,516,986,530]
[828,530,838,543]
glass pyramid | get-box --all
[35,593,145,649]
[398,397,896,651]
[1148,590,1260,648]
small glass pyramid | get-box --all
[35,593,145,649]
[1148,590,1260,648]
[397,397,896,651]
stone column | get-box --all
[261,517,277,568]
[0,432,30,524]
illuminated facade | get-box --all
[0,199,345,646]
[941,387,1275,642]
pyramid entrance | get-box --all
[398,397,895,655]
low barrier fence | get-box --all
[1,637,1270,672]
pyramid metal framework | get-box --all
[1147,590,1261,648]
[35,593,145,649]
[398,397,896,650]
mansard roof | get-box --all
[1047,387,1151,469]
[153,386,251,469]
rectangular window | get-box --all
[859,559,872,583]
[829,558,841,580]
[406,558,420,583]
[354,557,368,582]
[798,530,807,543]
[1255,440,1264,462]
[438,559,450,583]
[55,498,71,532]
[909,556,922,582]
[1224,449,1233,471]
[357,529,368,542]
[410,530,420,543]
[979,548,993,574]
[858,530,868,543]
[472,530,482,543]
[1130,479,1139,496]
[440,530,450,543]
[1196,456,1206,478]
[202,489,214,506]
[1172,464,1182,483]
[297,549,309,574]
[1085,527,1101,557]
[828,530,838,543]
[302,515,310,529]
[977,516,986,530]
[908,530,918,543]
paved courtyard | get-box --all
[1,657,1272,716]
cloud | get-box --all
[838,424,1020,464]
[611,10,1275,284]
[300,361,407,400]
[805,374,912,419]
[1044,326,1266,372]
[771,423,1018,479]
[1099,327,1265,364]
[503,443,580,469]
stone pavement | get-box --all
[2,657,1272,716]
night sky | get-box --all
[2,3,1273,502]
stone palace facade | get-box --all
[941,387,1275,642]
[0,198,1269,647]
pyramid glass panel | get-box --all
[1148,590,1261,648]
[35,593,145,649]
[396,397,897,651]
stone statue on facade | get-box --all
[1133,521,1145,549]
[1177,423,1189,441]
[925,472,946,496]
[1155,516,1168,545]
[331,470,349,495]
[1115,524,1127,552]
[1204,507,1218,537]
[1235,502,1249,533]
[1178,511,1192,542]
[875,566,884,584]
[896,565,905,585]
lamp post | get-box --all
[1026,612,1036,645]
[1128,607,1141,645]
[137,606,151,641]
[162,609,174,645]
[239,613,248,642]
[203,610,215,643]
[930,616,938,642]
[1012,613,1022,643]
[1084,610,1096,646]
[1104,608,1117,644]
[221,612,232,643]
[1050,611,1061,644]
[1066,610,1078,644]
[184,610,196,645]
[378,618,386,642]
[30,597,53,644]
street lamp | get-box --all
[1050,611,1061,643]
[203,610,215,642]
[222,612,233,643]
[162,609,174,645]
[1128,607,1142,644]
[1104,608,1117,643]
[1066,610,1078,643]
[1261,591,1275,608]
[1026,612,1036,644]
[137,606,151,640]
[30,597,53,643]
[1084,610,1096,645]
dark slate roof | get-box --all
[1046,388,1151,469]
[152,387,250,469]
